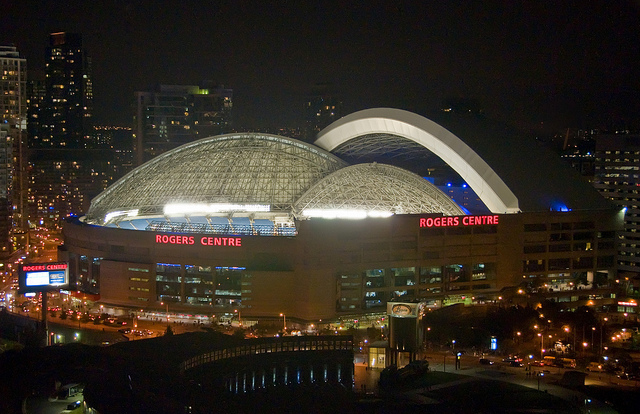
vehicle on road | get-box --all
[586,362,604,372]
[479,358,493,365]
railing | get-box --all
[180,335,353,373]
[146,220,297,236]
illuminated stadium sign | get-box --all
[419,215,500,228]
[155,234,242,247]
[19,262,70,292]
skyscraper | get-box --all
[593,134,640,287]
[0,45,27,256]
[302,83,342,142]
[134,83,233,165]
[35,32,93,148]
[28,33,104,230]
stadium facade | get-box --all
[60,109,625,322]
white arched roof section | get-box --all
[315,108,520,214]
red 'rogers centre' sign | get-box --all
[155,234,242,247]
[419,215,500,228]
[22,263,68,272]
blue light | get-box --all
[447,183,452,187]
[549,201,570,212]
[462,183,467,188]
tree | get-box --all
[232,328,245,340]
[165,325,174,336]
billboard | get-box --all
[19,262,69,292]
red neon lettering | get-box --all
[420,215,500,228]
[155,234,240,246]
[23,265,46,271]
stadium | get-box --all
[60,108,623,323]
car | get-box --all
[586,362,603,372]
[509,361,524,367]
[479,358,493,365]
[117,328,131,334]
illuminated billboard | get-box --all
[19,262,70,292]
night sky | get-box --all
[4,0,640,133]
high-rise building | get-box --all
[34,32,93,149]
[27,33,103,230]
[593,134,640,287]
[134,83,232,165]
[302,83,342,142]
[0,45,27,255]
[0,127,12,257]
[26,73,46,149]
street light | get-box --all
[161,302,169,325]
[280,313,286,331]
[538,333,543,359]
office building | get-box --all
[593,134,640,287]
[27,33,105,230]
[134,83,232,165]
[302,83,342,142]
[33,32,92,149]
[0,45,27,254]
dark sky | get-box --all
[4,0,640,132]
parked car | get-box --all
[479,358,493,365]
[586,362,604,372]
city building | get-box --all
[593,134,640,288]
[60,109,625,323]
[134,83,233,165]
[0,45,27,255]
[302,83,342,142]
[27,33,106,230]
[33,32,93,149]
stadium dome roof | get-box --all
[85,130,466,229]
[316,108,612,213]
[84,108,612,231]
[293,163,464,218]
[85,133,347,224]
